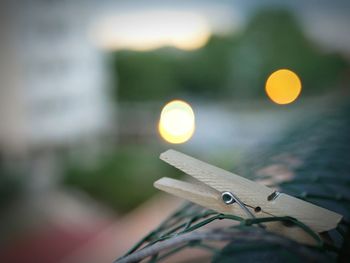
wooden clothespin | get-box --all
[154,149,342,245]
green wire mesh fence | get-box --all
[116,102,350,263]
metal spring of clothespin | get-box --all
[221,191,267,228]
[221,191,256,219]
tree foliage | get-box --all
[111,9,348,102]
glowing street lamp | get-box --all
[158,100,195,144]
[265,69,302,105]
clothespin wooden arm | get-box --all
[154,177,269,218]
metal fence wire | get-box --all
[116,103,350,263]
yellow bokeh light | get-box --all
[158,100,195,144]
[265,69,302,105]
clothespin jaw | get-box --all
[154,149,343,245]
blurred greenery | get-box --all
[112,9,348,101]
[63,145,182,212]
[0,166,23,209]
[228,9,348,97]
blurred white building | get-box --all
[0,0,114,156]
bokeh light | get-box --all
[158,100,195,144]
[265,69,302,105]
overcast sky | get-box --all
[2,0,349,57]
[104,0,350,58]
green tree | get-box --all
[111,8,348,102]
[227,8,348,98]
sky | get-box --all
[95,0,350,58]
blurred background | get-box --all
[0,0,349,262]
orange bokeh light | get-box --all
[265,69,302,105]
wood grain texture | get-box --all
[154,177,318,245]
[154,177,269,218]
[159,149,342,233]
